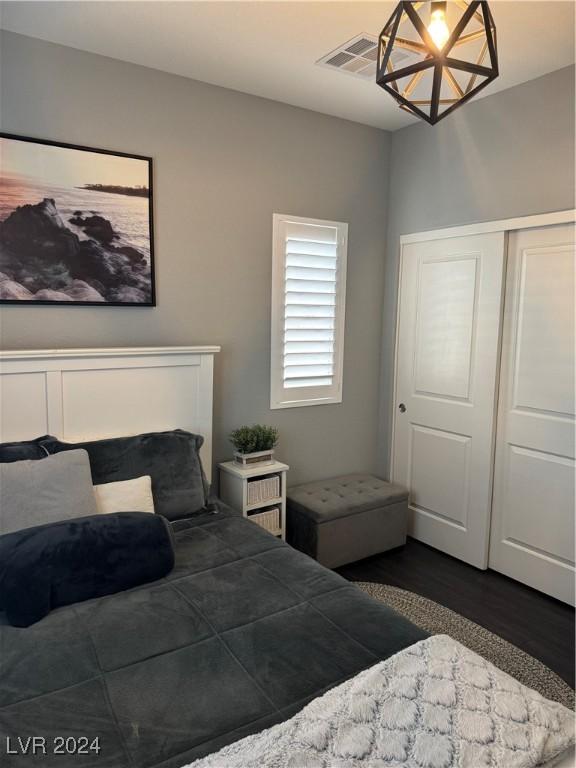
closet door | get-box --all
[489,224,575,605]
[392,233,506,568]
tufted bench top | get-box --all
[287,474,408,523]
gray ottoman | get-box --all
[286,474,408,568]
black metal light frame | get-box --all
[377,1,498,125]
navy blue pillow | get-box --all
[0,436,50,463]
[40,430,209,521]
[0,512,175,627]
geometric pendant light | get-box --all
[377,1,498,125]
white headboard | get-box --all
[0,346,220,482]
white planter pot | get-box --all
[233,449,275,467]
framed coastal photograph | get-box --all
[0,133,155,305]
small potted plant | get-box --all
[229,424,279,467]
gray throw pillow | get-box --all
[40,430,209,520]
[0,449,98,535]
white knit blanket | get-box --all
[187,635,575,768]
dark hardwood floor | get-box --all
[337,538,575,687]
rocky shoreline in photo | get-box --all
[78,184,149,198]
[0,198,152,303]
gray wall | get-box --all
[0,31,391,485]
[377,65,576,476]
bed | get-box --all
[0,348,425,767]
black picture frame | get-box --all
[0,132,156,306]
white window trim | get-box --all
[270,213,348,410]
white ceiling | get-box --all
[1,1,574,131]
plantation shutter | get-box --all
[271,214,348,409]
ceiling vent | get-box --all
[317,34,416,81]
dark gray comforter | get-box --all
[0,503,426,768]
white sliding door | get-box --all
[489,224,575,605]
[392,233,506,568]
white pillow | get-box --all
[93,475,155,515]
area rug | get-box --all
[356,582,575,710]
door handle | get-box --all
[398,403,406,413]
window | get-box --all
[270,213,348,409]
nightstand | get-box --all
[218,460,289,540]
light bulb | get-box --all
[428,3,450,50]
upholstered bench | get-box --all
[286,474,408,568]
